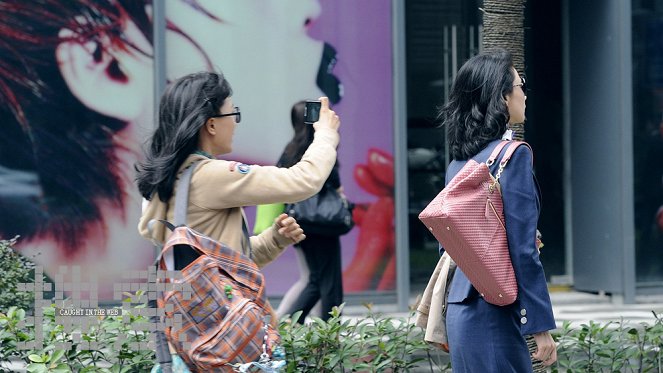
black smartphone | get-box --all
[304,100,321,124]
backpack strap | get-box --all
[148,160,202,373]
[173,159,253,259]
[240,209,253,259]
[173,160,201,226]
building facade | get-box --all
[399,0,663,307]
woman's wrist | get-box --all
[313,126,340,147]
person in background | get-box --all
[252,199,318,319]
[276,101,345,323]
[437,49,557,371]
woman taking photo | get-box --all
[136,71,340,272]
[438,49,557,371]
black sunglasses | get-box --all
[210,106,241,123]
[513,77,527,94]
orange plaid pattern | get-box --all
[158,226,280,371]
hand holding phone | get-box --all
[310,97,340,132]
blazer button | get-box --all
[520,309,527,316]
[520,317,528,324]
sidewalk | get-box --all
[547,290,663,328]
[340,289,663,329]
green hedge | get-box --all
[0,237,35,313]
[553,317,663,372]
[0,291,661,372]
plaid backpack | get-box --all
[151,161,284,372]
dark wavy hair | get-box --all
[0,0,151,256]
[277,101,315,167]
[438,49,515,160]
[136,71,233,202]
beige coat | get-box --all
[415,252,456,350]
[138,127,339,268]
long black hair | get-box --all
[438,48,515,160]
[136,71,232,202]
[277,101,315,168]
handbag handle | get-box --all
[485,140,510,166]
[501,141,533,166]
[488,141,532,192]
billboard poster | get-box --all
[0,0,156,299]
[164,1,395,295]
[0,0,394,302]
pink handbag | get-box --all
[419,141,530,306]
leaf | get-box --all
[28,354,44,363]
[51,350,65,363]
[51,364,71,373]
[328,354,341,368]
[26,363,48,373]
[376,359,392,369]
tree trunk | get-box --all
[482,4,546,373]
[482,0,526,141]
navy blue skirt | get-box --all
[447,296,532,373]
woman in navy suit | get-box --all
[438,49,557,371]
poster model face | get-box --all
[0,0,395,298]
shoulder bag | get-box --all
[418,141,531,306]
[285,183,354,236]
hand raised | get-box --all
[312,96,340,132]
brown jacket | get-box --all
[138,127,339,268]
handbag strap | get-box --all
[485,140,510,166]
[489,141,532,190]
[500,141,533,167]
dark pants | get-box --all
[285,233,343,322]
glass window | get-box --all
[632,0,663,284]
[405,0,482,289]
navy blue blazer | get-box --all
[441,139,556,336]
